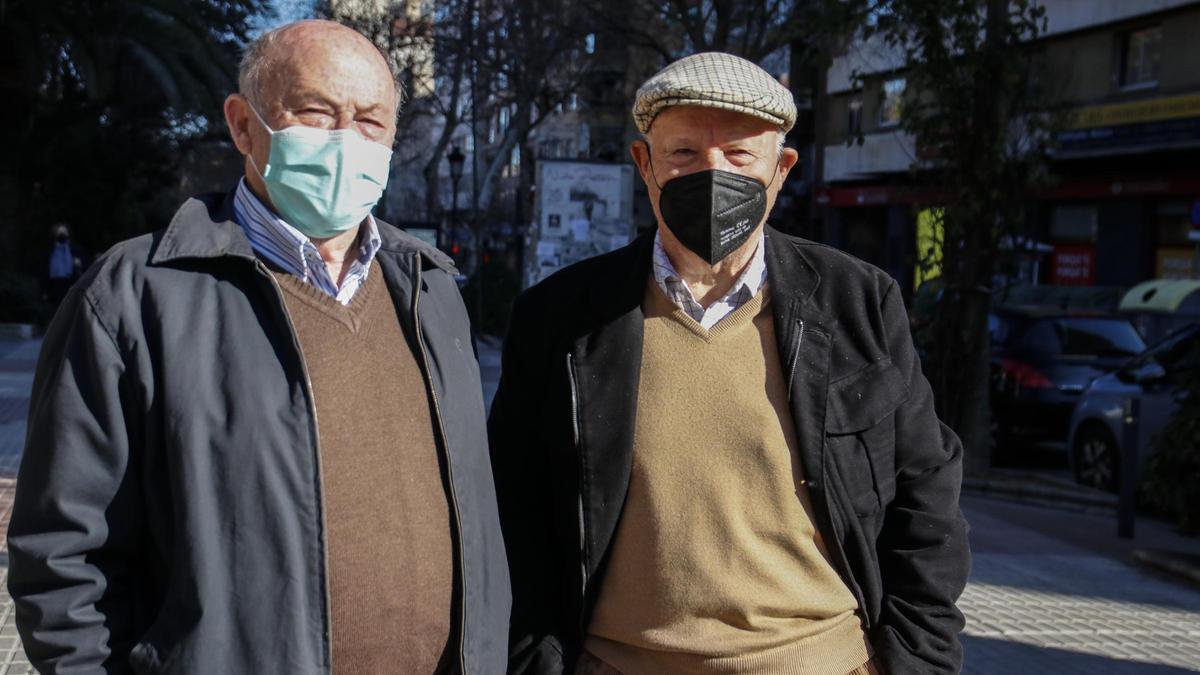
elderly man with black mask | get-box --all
[490,52,970,675]
[8,20,509,674]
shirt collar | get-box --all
[232,179,382,278]
[651,229,768,302]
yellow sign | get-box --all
[1069,93,1200,130]
[1157,247,1198,280]
[915,208,943,289]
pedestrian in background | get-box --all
[490,52,970,675]
[44,222,86,313]
[8,19,508,674]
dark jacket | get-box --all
[489,228,970,675]
[8,192,511,674]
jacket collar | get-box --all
[599,225,822,314]
[763,226,823,316]
[150,186,456,274]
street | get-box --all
[0,336,1197,673]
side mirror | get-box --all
[1126,361,1166,385]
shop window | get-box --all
[1154,201,1197,279]
[1118,26,1161,90]
[879,77,905,127]
[1049,205,1098,242]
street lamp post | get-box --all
[446,145,465,253]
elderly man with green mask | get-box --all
[490,52,969,675]
[7,20,510,674]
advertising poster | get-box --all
[528,160,636,287]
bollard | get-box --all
[1118,397,1140,539]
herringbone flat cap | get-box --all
[633,52,796,134]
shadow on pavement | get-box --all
[963,634,1197,674]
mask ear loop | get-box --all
[637,140,665,191]
[243,96,276,180]
[765,153,784,191]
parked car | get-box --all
[990,309,1146,454]
[1067,323,1200,491]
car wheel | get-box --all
[1073,425,1119,492]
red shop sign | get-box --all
[1051,245,1095,286]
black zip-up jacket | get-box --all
[7,192,511,674]
[489,228,970,674]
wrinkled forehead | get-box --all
[257,24,395,107]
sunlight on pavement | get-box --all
[962,578,1200,671]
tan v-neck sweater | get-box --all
[585,280,870,675]
[273,267,455,674]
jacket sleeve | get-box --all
[873,280,971,674]
[7,287,143,674]
[487,295,568,674]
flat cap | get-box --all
[633,52,796,134]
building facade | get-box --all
[814,0,1200,296]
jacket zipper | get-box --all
[566,353,589,606]
[786,319,805,398]
[255,262,336,669]
[410,259,469,673]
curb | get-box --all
[962,474,1117,515]
[0,324,34,340]
[1132,548,1200,587]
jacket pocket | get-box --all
[825,359,909,516]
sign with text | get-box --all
[1157,247,1197,279]
[1051,245,1095,286]
[529,160,635,287]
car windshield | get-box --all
[1017,317,1146,357]
[1052,319,1145,357]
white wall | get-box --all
[823,131,916,182]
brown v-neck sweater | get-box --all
[585,280,870,674]
[273,266,455,674]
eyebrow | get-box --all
[283,90,338,108]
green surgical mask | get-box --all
[248,105,393,239]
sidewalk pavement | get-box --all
[961,494,1200,673]
[0,336,1197,673]
[0,338,39,674]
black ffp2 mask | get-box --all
[656,169,768,265]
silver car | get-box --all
[1067,323,1199,491]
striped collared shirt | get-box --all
[232,179,382,305]
[651,230,768,330]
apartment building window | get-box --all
[1119,26,1161,89]
[879,77,905,127]
[847,98,863,140]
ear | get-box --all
[224,94,254,156]
[777,146,800,181]
[629,139,654,187]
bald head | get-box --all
[224,19,401,213]
[238,20,401,113]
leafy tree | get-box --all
[0,0,272,321]
[863,0,1055,475]
[1143,340,1200,533]
[587,0,865,63]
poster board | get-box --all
[528,160,636,287]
